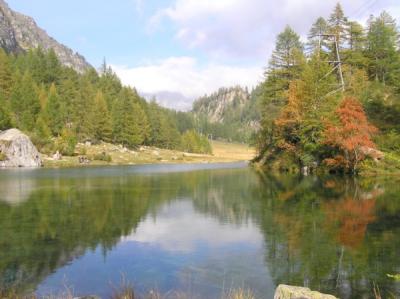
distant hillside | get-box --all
[0,0,91,73]
[192,86,261,143]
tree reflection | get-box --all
[0,167,399,299]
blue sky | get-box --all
[6,0,400,109]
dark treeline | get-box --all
[0,48,211,155]
[256,3,400,174]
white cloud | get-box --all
[122,200,262,253]
[111,57,263,108]
[117,0,400,110]
[150,0,397,61]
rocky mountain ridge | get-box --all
[192,85,261,142]
[0,0,91,73]
[193,86,251,123]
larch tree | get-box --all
[328,3,347,50]
[366,11,400,85]
[324,97,378,173]
[46,83,65,136]
[92,91,112,143]
[10,71,41,131]
[307,17,329,55]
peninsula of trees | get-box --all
[254,3,400,174]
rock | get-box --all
[274,285,338,299]
[360,146,384,162]
[78,156,90,164]
[53,150,62,160]
[85,141,92,147]
[0,128,42,168]
[152,150,160,156]
[0,0,91,73]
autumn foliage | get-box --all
[274,81,302,152]
[324,97,378,173]
[324,197,376,249]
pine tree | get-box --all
[366,11,400,85]
[32,113,53,152]
[0,48,13,100]
[10,71,41,131]
[0,93,12,130]
[328,3,347,50]
[112,88,147,148]
[307,17,329,55]
[343,21,367,68]
[92,91,112,142]
[260,26,304,154]
[45,83,65,136]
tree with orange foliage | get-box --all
[274,81,303,152]
[324,97,378,173]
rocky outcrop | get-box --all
[274,285,338,299]
[193,86,251,123]
[0,128,42,167]
[0,0,91,73]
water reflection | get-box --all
[0,164,399,298]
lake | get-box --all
[0,163,399,298]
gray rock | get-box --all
[0,0,91,73]
[53,150,62,160]
[0,128,42,168]
[274,285,338,299]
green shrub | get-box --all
[376,130,400,154]
[0,152,6,161]
[181,130,212,154]
[92,152,112,162]
[54,128,77,156]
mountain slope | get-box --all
[192,86,261,142]
[0,0,91,73]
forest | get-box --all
[0,48,211,156]
[255,3,400,174]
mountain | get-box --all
[192,86,261,142]
[141,91,193,111]
[0,0,91,73]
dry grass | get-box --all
[211,141,255,162]
[42,141,255,168]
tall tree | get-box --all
[366,11,400,85]
[259,26,304,155]
[112,88,148,148]
[328,3,347,50]
[10,71,40,131]
[308,17,329,55]
[92,91,112,142]
[45,83,65,136]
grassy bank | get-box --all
[42,141,256,168]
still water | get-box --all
[0,162,399,298]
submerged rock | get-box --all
[274,284,338,299]
[0,128,42,168]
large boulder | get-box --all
[274,285,338,299]
[0,128,42,168]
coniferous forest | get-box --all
[0,48,212,156]
[255,3,400,174]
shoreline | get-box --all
[40,140,256,169]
